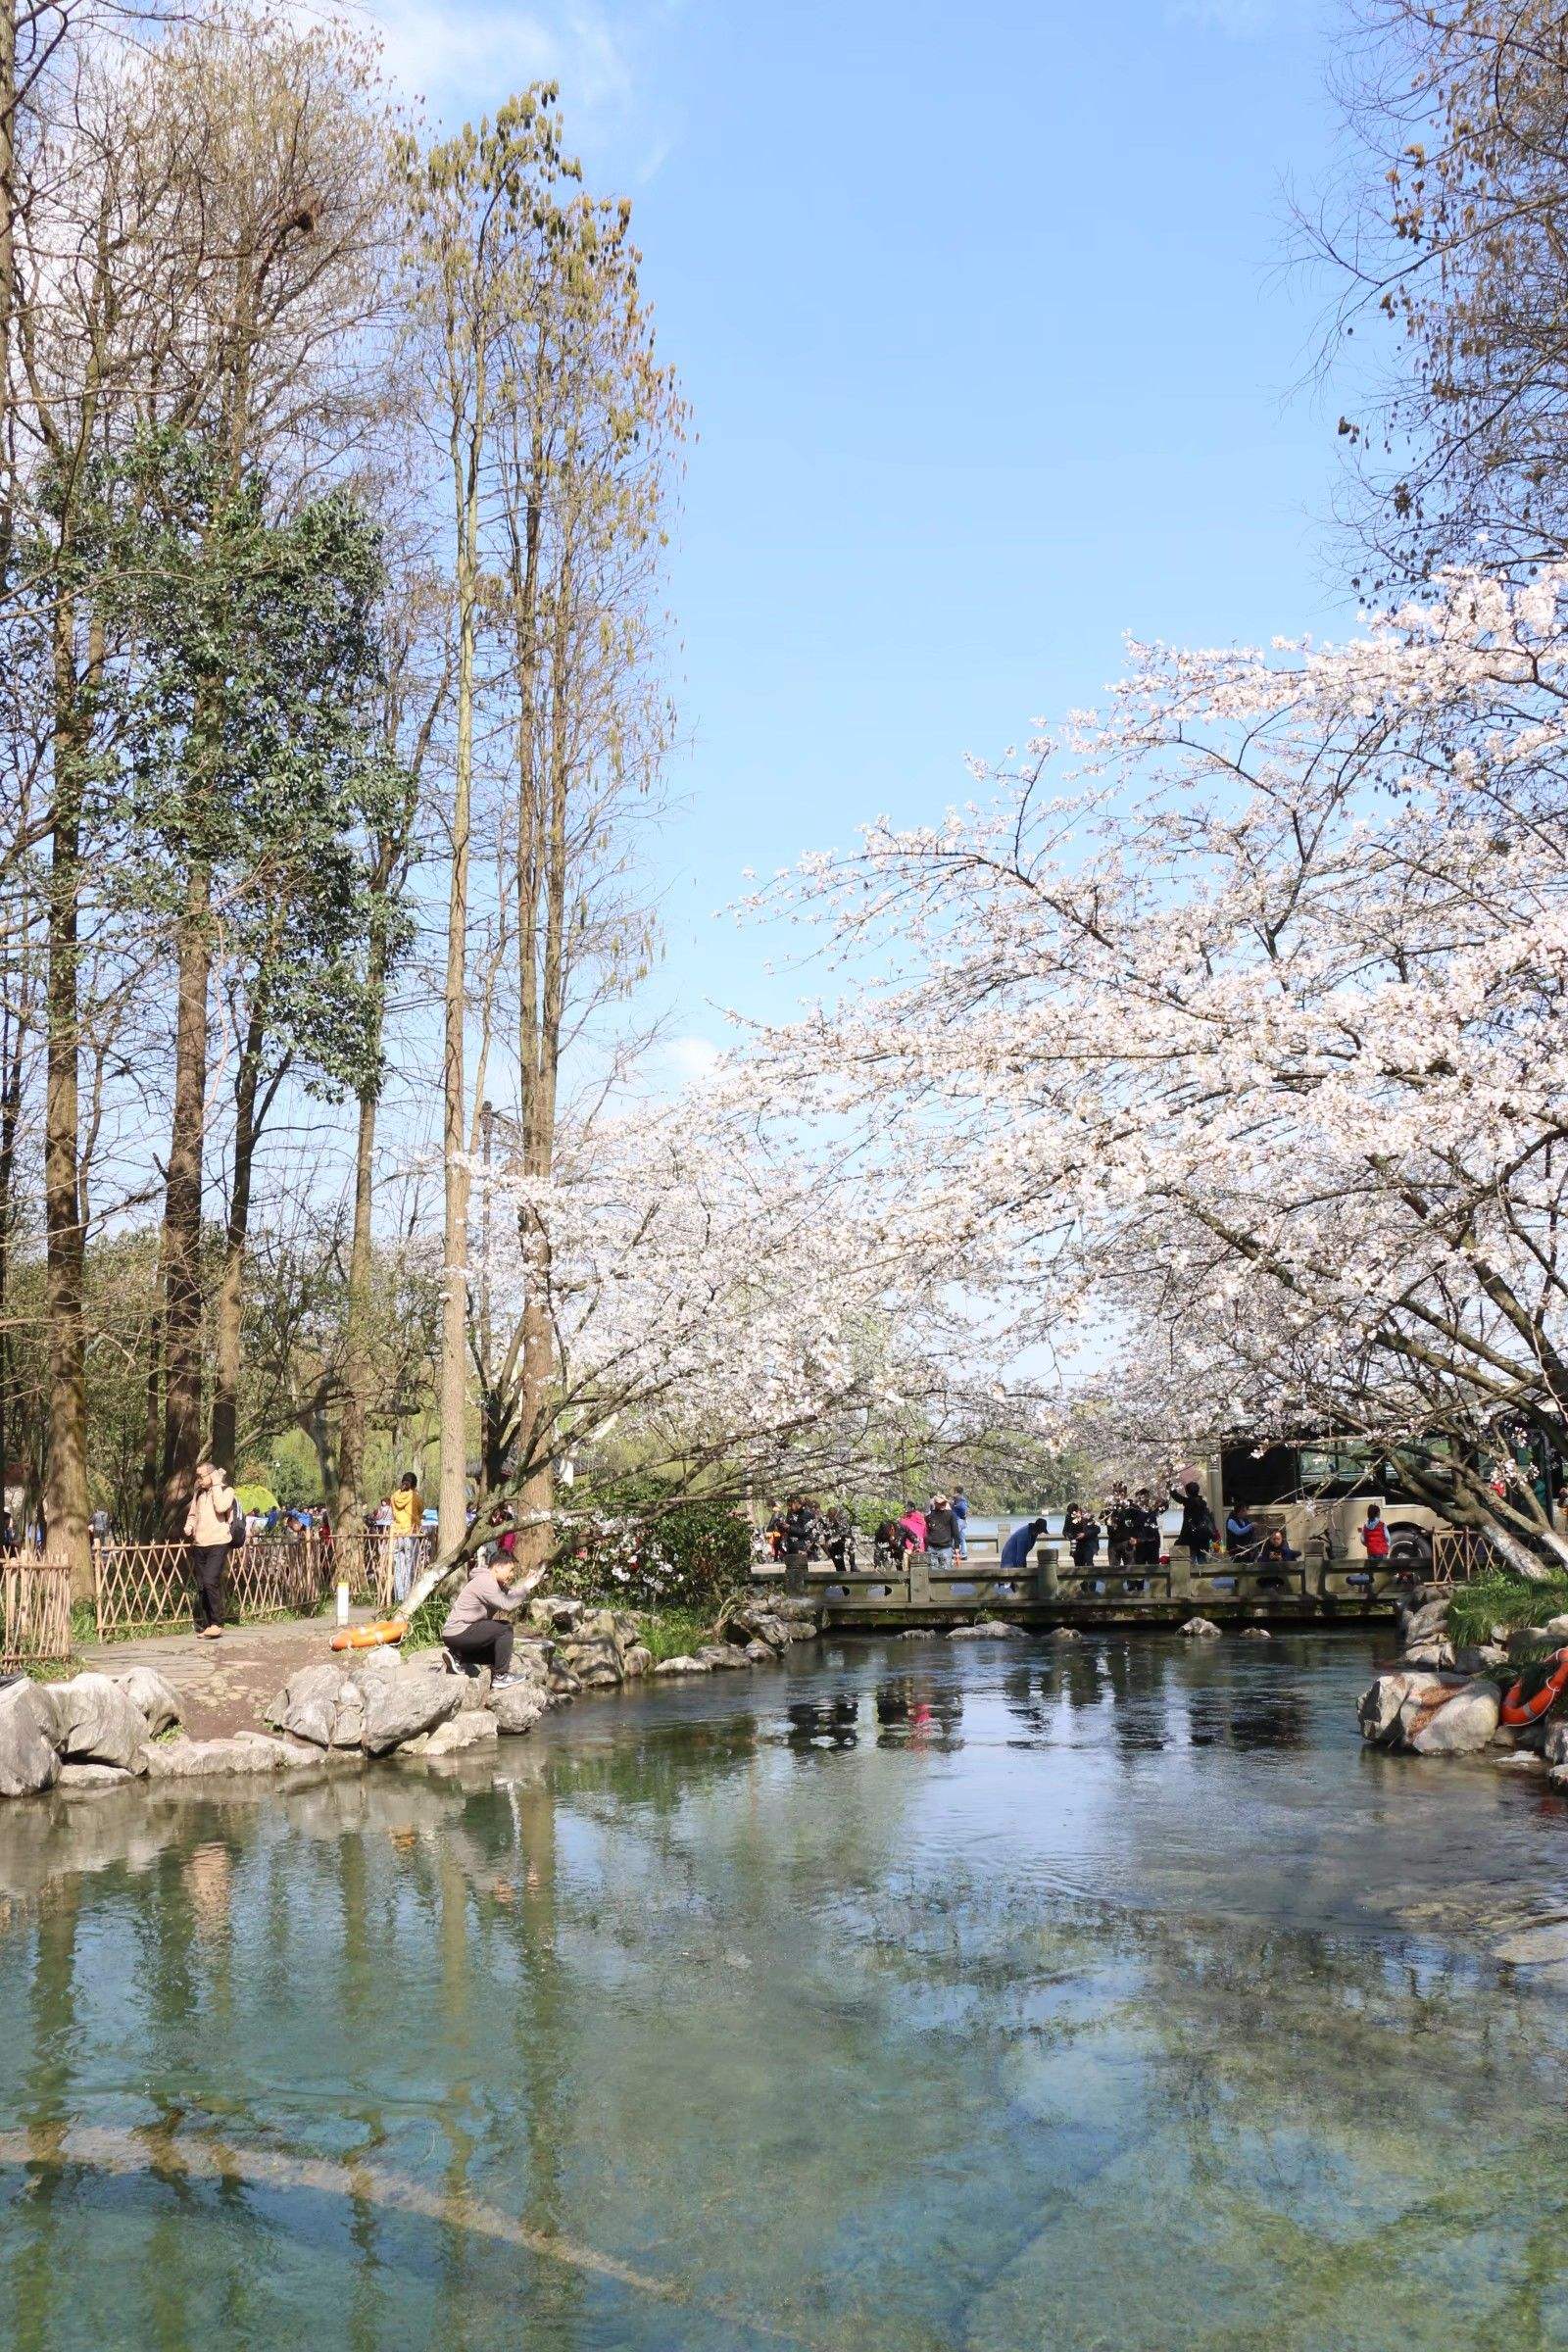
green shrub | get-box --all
[1447,1572,1568,1647]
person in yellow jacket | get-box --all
[183,1462,238,1639]
[387,1470,423,1602]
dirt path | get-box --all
[77,1610,378,1740]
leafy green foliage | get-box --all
[552,1480,752,1611]
[1448,1573,1568,1647]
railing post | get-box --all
[907,1550,931,1607]
[1035,1544,1060,1602]
[1169,1546,1194,1601]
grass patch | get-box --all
[1448,1572,1568,1646]
[630,1606,715,1665]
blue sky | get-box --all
[374,0,1355,1054]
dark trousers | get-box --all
[191,1544,228,1629]
[444,1619,513,1676]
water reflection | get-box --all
[2,1636,1567,2350]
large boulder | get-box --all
[1357,1670,1453,1748]
[360,1669,461,1757]
[1544,1718,1568,1768]
[744,1640,778,1665]
[404,1711,499,1758]
[1398,1639,1456,1672]
[404,1651,492,1712]
[0,1682,62,1797]
[621,1644,654,1679]
[267,1662,351,1747]
[768,1596,823,1626]
[1409,1677,1501,1755]
[491,1682,549,1736]
[526,1594,585,1637]
[48,1674,149,1772]
[110,1667,184,1738]
[145,1735,295,1781]
[1399,1595,1452,1649]
[558,1638,622,1689]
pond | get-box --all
[2,1632,1567,2350]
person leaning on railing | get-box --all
[183,1462,239,1641]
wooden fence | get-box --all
[1,1557,73,1669]
[93,1534,338,1640]
[1431,1527,1506,1585]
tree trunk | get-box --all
[209,998,274,1475]
[44,596,88,1592]
[438,517,476,1550]
[0,914,27,1508]
[138,1311,161,1537]
[160,859,212,1529]
[336,1083,377,1531]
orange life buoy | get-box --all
[1498,1645,1568,1728]
[329,1619,408,1653]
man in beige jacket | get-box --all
[183,1462,238,1639]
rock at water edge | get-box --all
[145,1736,296,1781]
[490,1684,548,1736]
[949,1621,1027,1641]
[654,1656,710,1675]
[405,1712,499,1757]
[0,1681,60,1798]
[360,1672,461,1757]
[48,1674,149,1771]
[1180,1618,1222,1640]
[695,1643,752,1671]
[1409,1677,1501,1756]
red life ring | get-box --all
[1499,1645,1568,1728]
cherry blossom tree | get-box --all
[752,565,1568,1576]
[399,1085,970,1617]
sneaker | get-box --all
[492,1672,520,1690]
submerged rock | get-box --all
[1239,1628,1272,1642]
[1044,1626,1082,1643]
[654,1655,710,1675]
[1494,1920,1568,1966]
[1180,1618,1222,1640]
[949,1620,1027,1640]
[0,1681,60,1798]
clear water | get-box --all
[3,1632,1568,2352]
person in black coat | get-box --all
[1062,1504,1101,1575]
[1171,1480,1218,1564]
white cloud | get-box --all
[366,0,638,128]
